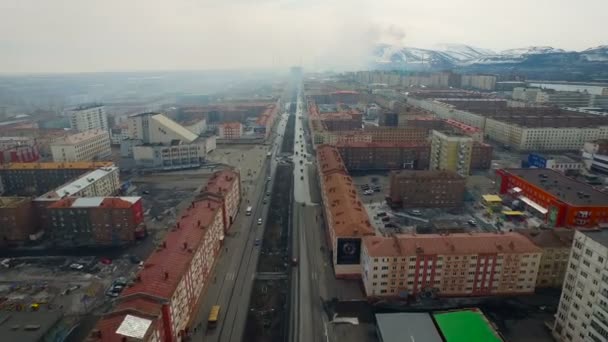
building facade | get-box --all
[553,230,608,342]
[470,142,493,171]
[0,197,36,245]
[582,140,608,175]
[218,122,243,139]
[335,142,430,171]
[461,74,497,91]
[430,130,473,176]
[68,104,108,132]
[387,170,465,208]
[127,112,198,144]
[361,233,541,298]
[133,142,206,171]
[0,162,114,196]
[519,229,574,288]
[198,169,241,232]
[497,168,608,228]
[36,166,120,200]
[50,129,111,162]
[46,197,145,247]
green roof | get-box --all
[434,309,502,342]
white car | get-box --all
[363,190,374,195]
[69,263,84,270]
[257,218,262,225]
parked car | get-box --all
[410,210,422,216]
[468,219,477,227]
[257,218,262,225]
[69,263,84,270]
[254,239,261,246]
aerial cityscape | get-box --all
[0,1,607,342]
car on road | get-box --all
[257,218,262,225]
[363,190,374,195]
[410,210,422,216]
[291,257,298,266]
[69,263,84,270]
[142,190,150,195]
[468,219,477,227]
[263,199,267,204]
[254,239,261,246]
[267,176,271,181]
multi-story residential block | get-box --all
[582,139,608,175]
[316,145,374,278]
[0,144,40,164]
[36,166,119,200]
[497,168,608,228]
[361,233,541,297]
[218,122,243,139]
[90,174,238,341]
[471,142,493,171]
[50,129,111,162]
[461,74,497,91]
[430,130,473,176]
[127,112,199,144]
[518,229,574,288]
[198,169,241,232]
[553,230,608,342]
[387,170,465,208]
[0,161,114,196]
[68,104,108,132]
[0,197,36,245]
[335,142,430,171]
[45,197,145,247]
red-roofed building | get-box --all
[89,170,241,342]
[254,104,277,139]
[45,196,145,247]
[361,233,542,298]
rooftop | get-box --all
[48,196,141,209]
[150,114,198,143]
[334,142,428,148]
[121,198,222,299]
[316,145,347,177]
[390,170,464,180]
[0,161,113,171]
[199,169,239,198]
[37,166,119,200]
[503,168,608,206]
[0,309,63,342]
[71,103,104,111]
[0,197,30,208]
[322,172,373,237]
[434,309,503,342]
[363,232,541,257]
[581,229,608,249]
[518,229,575,248]
[53,129,108,145]
[220,122,243,129]
[375,313,443,342]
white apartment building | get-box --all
[37,166,120,199]
[361,233,541,298]
[553,230,608,342]
[68,104,108,132]
[50,129,111,162]
[127,112,198,144]
[461,74,497,91]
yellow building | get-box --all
[430,130,473,176]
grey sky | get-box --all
[0,0,605,73]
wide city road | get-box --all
[189,106,290,342]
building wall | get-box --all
[553,231,608,342]
[50,130,111,162]
[361,239,540,298]
[430,130,473,176]
[470,142,493,171]
[133,143,205,170]
[388,171,465,208]
[536,246,571,288]
[69,105,108,132]
[337,145,430,171]
[0,198,35,243]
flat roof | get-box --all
[0,197,30,208]
[48,196,140,209]
[434,309,503,342]
[482,194,502,202]
[581,229,608,249]
[54,129,108,145]
[0,161,113,170]
[518,229,575,248]
[504,168,608,206]
[364,232,541,257]
[37,166,118,199]
[376,313,442,342]
[0,310,63,342]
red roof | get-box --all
[256,105,277,126]
[316,145,347,176]
[221,122,242,129]
[201,169,239,197]
[445,119,481,133]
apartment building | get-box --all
[582,140,608,175]
[90,183,233,341]
[497,168,608,228]
[365,127,429,144]
[197,169,241,232]
[471,142,493,171]
[50,129,111,162]
[387,170,465,208]
[430,130,473,176]
[519,229,574,288]
[0,197,36,245]
[36,166,120,200]
[461,74,497,91]
[361,233,541,298]
[316,145,374,278]
[45,197,145,247]
[68,104,108,132]
[218,122,243,139]
[0,161,114,196]
[335,142,430,171]
[127,112,198,144]
[553,230,608,342]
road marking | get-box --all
[225,272,235,281]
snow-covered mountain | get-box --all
[372,44,608,79]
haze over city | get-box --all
[0,0,606,73]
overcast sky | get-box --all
[0,0,606,73]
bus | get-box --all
[246,206,252,216]
[208,305,220,329]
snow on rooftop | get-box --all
[37,166,118,199]
[115,314,152,339]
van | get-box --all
[246,206,252,216]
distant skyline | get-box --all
[0,0,606,73]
